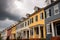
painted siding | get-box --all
[45,2,60,24]
[11,26,16,39]
[16,9,46,39]
[45,1,60,40]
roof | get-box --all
[44,0,60,10]
[19,8,44,23]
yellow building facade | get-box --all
[28,9,46,39]
[16,8,46,39]
[11,25,16,39]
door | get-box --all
[56,22,60,36]
[40,27,43,38]
[27,31,29,39]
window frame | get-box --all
[46,23,52,34]
[30,28,33,36]
[35,15,38,21]
[54,4,59,15]
[34,27,39,35]
[40,13,44,19]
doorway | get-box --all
[54,20,60,36]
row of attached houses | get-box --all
[1,24,17,40]
[45,0,60,40]
[16,8,46,39]
[1,29,7,40]
[1,0,60,40]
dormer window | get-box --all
[26,14,31,18]
[45,0,57,5]
[34,6,40,11]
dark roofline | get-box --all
[44,0,60,10]
[19,8,44,23]
[29,8,44,17]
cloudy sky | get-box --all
[0,0,46,31]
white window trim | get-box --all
[46,9,50,18]
[40,13,43,20]
[46,0,51,5]
[46,23,51,34]
[54,4,59,15]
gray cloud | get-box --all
[0,10,20,21]
[0,0,46,31]
[0,0,21,21]
[0,19,16,31]
[0,0,46,21]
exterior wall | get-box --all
[1,30,7,40]
[28,9,46,39]
[45,0,57,5]
[16,22,29,39]
[11,26,16,39]
[45,3,60,24]
[11,26,16,34]
[16,9,46,39]
[45,2,60,40]
[28,10,44,28]
[7,29,11,39]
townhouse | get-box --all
[11,25,16,39]
[16,7,46,40]
[1,29,7,40]
[16,21,26,39]
[7,27,12,39]
[1,0,60,40]
[6,23,17,40]
[45,0,60,40]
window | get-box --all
[30,28,33,35]
[54,4,59,15]
[16,24,21,29]
[46,23,52,34]
[49,9,51,16]
[20,23,24,27]
[46,9,50,18]
[45,11,47,18]
[28,20,29,25]
[35,15,38,21]
[46,9,51,18]
[40,13,44,19]
[32,18,33,23]
[50,23,52,32]
[30,18,34,24]
[46,0,51,5]
[25,22,27,26]
[34,27,39,34]
[30,19,31,24]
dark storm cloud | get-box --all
[0,10,20,21]
[0,0,21,21]
[0,0,7,10]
